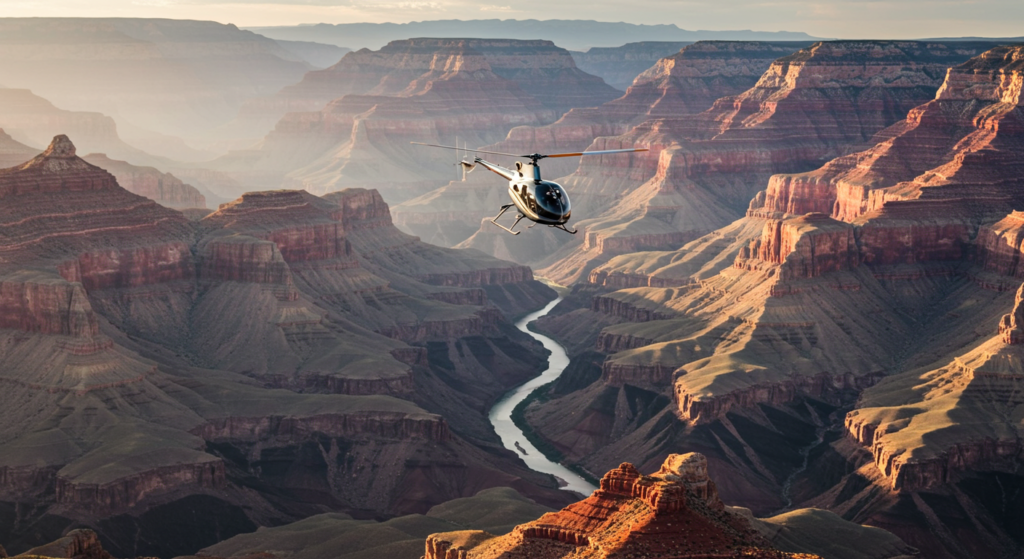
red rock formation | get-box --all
[82,154,206,209]
[735,213,859,281]
[16,529,113,559]
[753,45,1024,226]
[481,41,813,179]
[458,41,986,277]
[423,453,820,559]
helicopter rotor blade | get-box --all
[411,142,523,158]
[542,148,649,158]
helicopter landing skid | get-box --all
[490,204,524,235]
[551,223,578,235]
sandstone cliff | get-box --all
[452,41,989,275]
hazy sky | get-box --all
[2,0,1022,39]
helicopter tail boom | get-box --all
[471,158,516,181]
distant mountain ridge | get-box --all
[247,19,822,51]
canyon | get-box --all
[456,41,997,283]
[509,43,1024,559]
[392,39,815,248]
[0,135,573,558]
[209,38,621,202]
[3,15,1024,559]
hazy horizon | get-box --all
[2,0,1022,41]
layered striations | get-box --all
[0,135,566,558]
[512,44,1024,559]
[393,41,813,247]
[454,41,990,280]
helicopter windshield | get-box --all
[534,181,570,217]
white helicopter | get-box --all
[413,142,648,235]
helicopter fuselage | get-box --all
[473,158,571,225]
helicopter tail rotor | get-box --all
[459,160,476,181]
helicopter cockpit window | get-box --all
[534,182,570,216]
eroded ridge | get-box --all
[423,452,826,559]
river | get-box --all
[487,296,598,495]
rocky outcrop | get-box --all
[753,44,1024,229]
[15,529,112,559]
[0,272,97,337]
[735,213,859,281]
[0,136,194,278]
[975,212,1024,282]
[55,458,226,514]
[423,453,824,559]
[82,154,206,209]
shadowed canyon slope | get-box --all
[209,38,620,202]
[424,453,913,559]
[510,44,1024,559]
[0,135,576,558]
[450,41,993,282]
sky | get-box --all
[1,0,1022,39]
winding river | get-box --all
[487,297,598,495]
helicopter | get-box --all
[412,142,648,235]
